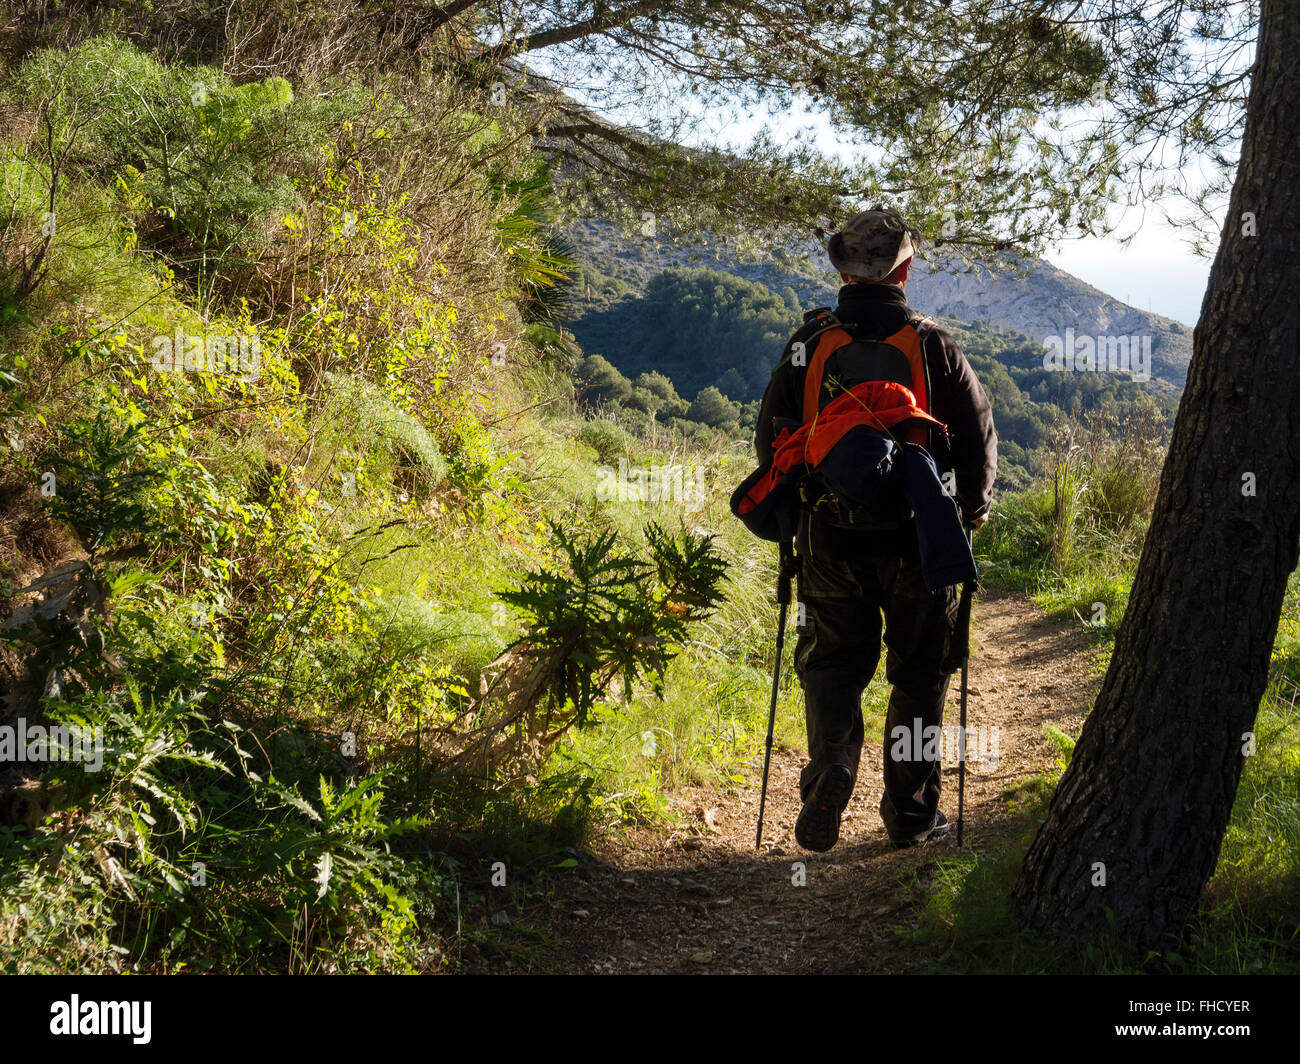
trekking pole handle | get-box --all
[776,539,797,605]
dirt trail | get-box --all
[489,589,1100,973]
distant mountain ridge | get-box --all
[906,257,1192,388]
[563,219,1192,390]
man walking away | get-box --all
[754,209,998,851]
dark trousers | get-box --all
[793,519,960,838]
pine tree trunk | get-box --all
[1013,0,1300,952]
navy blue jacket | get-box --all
[899,442,978,591]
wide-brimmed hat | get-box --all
[827,208,919,280]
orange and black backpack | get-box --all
[730,308,950,541]
[793,307,939,443]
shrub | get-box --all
[432,521,727,777]
[9,36,301,303]
[575,354,633,406]
[324,373,448,498]
[577,418,634,465]
[687,385,739,427]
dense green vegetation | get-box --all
[0,35,759,973]
[575,267,791,404]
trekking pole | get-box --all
[956,527,975,847]
[756,539,796,851]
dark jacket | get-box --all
[756,282,998,529]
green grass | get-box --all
[918,690,1300,973]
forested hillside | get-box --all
[566,261,1174,487]
[565,218,1195,385]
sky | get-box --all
[703,101,1218,327]
[1042,225,1211,327]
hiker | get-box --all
[739,208,997,852]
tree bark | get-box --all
[1013,0,1300,952]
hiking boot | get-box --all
[889,810,952,849]
[794,765,854,852]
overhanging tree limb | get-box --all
[475,0,671,65]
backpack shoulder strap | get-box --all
[771,308,842,374]
[800,319,858,423]
[795,312,943,426]
[909,315,940,411]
